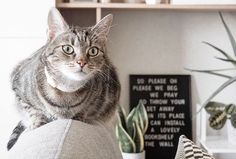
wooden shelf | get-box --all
[56,2,236,11]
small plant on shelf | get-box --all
[205,102,236,129]
[186,12,236,130]
[116,101,148,159]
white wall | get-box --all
[1,2,236,158]
[0,0,54,158]
[105,10,236,109]
[103,10,236,155]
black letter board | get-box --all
[130,75,192,159]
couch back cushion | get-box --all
[8,119,122,159]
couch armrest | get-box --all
[8,119,122,159]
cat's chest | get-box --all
[46,105,80,119]
[37,87,90,118]
[39,97,85,119]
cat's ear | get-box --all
[47,8,69,41]
[92,14,113,38]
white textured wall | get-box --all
[104,10,236,109]
[0,0,54,158]
[103,10,236,158]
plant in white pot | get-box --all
[116,101,148,159]
[186,12,236,143]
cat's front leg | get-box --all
[17,96,50,130]
[7,99,49,150]
[18,103,48,130]
[27,113,50,130]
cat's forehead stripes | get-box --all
[70,36,75,46]
[70,28,91,46]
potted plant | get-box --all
[116,101,148,159]
[186,12,236,143]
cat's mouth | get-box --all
[56,66,86,81]
[67,65,87,74]
[45,66,89,92]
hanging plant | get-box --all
[186,12,236,130]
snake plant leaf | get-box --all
[127,108,137,137]
[118,105,127,131]
[129,107,144,137]
[133,109,144,134]
[131,105,145,136]
[136,101,149,134]
[185,68,232,79]
[131,122,136,139]
[209,111,227,130]
[138,112,144,133]
[205,101,226,115]
[197,76,236,113]
[133,121,144,153]
[202,41,236,67]
[116,124,136,153]
[219,12,236,58]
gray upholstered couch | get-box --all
[8,119,122,159]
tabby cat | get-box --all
[7,8,120,150]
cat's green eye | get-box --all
[88,47,99,57]
[62,45,74,55]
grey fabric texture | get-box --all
[175,135,215,159]
[8,119,122,159]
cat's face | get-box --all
[45,28,108,82]
[43,8,112,83]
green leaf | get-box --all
[138,112,144,132]
[203,41,233,59]
[197,76,236,113]
[127,108,136,137]
[185,67,236,72]
[131,122,136,140]
[136,101,149,134]
[230,113,236,128]
[202,41,236,67]
[133,121,144,153]
[219,12,236,58]
[215,57,236,64]
[185,68,232,79]
[225,104,236,115]
[205,101,226,115]
[209,111,227,130]
[118,105,127,131]
[116,124,136,153]
[230,105,236,128]
[135,110,144,134]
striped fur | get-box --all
[7,8,120,150]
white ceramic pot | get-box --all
[122,151,145,159]
[227,120,236,145]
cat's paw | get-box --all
[27,121,47,131]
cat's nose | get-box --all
[77,59,87,68]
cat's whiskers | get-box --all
[95,69,119,87]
